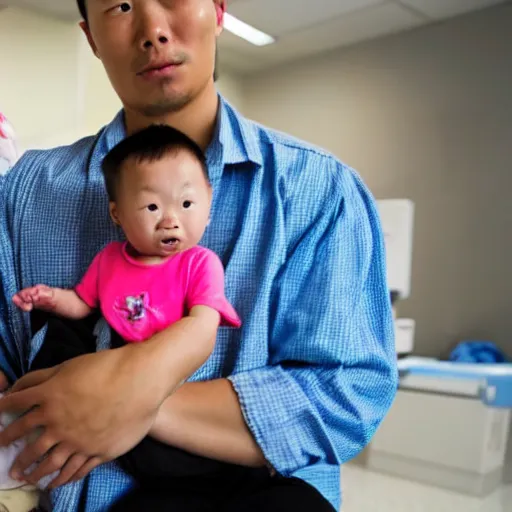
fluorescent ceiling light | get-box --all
[224,13,276,47]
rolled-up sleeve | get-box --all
[229,159,398,475]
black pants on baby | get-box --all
[29,313,335,511]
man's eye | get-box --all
[147,204,158,212]
[183,201,192,209]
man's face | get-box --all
[82,0,224,117]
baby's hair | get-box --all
[102,124,209,202]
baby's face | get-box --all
[111,150,211,259]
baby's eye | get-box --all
[117,3,132,13]
[147,204,158,212]
[183,201,192,209]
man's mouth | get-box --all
[137,60,184,79]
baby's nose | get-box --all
[159,213,179,229]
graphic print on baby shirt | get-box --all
[122,293,147,322]
[111,290,168,342]
[114,292,162,325]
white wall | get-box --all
[241,3,512,358]
[0,7,84,150]
[216,67,245,112]
[83,50,122,134]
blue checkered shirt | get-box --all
[0,96,397,511]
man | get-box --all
[0,1,397,510]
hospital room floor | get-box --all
[341,464,512,512]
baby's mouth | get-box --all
[162,237,179,246]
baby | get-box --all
[5,125,242,490]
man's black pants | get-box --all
[110,472,335,511]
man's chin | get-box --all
[139,93,193,117]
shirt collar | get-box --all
[211,95,263,168]
[103,109,126,152]
[100,94,263,175]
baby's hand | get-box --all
[12,285,56,313]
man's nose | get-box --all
[137,3,172,52]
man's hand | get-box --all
[0,306,220,487]
[0,346,165,486]
[12,285,56,313]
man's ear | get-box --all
[80,21,100,58]
[109,202,121,225]
[214,1,226,37]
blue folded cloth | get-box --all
[449,341,508,364]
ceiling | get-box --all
[5,0,510,74]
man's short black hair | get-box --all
[102,125,209,202]
[77,0,87,22]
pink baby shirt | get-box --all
[75,242,241,343]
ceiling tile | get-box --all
[7,0,510,75]
[218,31,272,72]
[228,0,387,37]
[398,0,508,19]
[219,2,426,74]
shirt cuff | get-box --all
[228,366,313,476]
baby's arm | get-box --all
[147,304,220,440]
[145,249,240,405]
[147,251,242,445]
[12,285,92,320]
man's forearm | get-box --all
[150,378,267,468]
